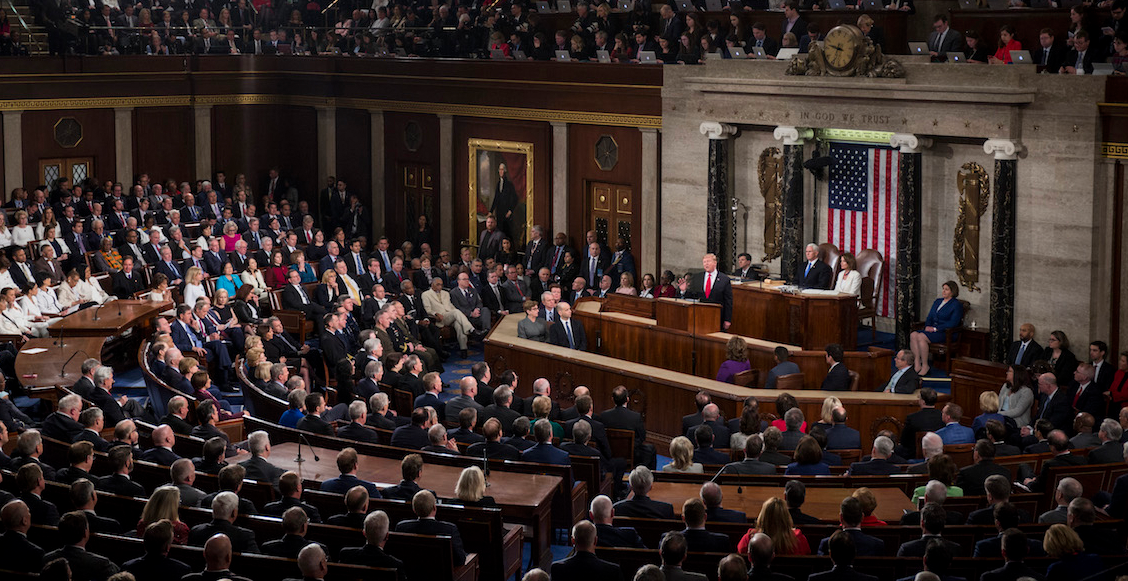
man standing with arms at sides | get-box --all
[491,162,518,242]
[678,253,733,330]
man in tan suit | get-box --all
[421,278,474,358]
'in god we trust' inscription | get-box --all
[799,111,893,127]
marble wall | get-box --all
[660,60,1111,352]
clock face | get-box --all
[823,26,859,71]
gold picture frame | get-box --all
[468,138,535,255]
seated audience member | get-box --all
[1068,497,1119,555]
[239,430,286,485]
[658,531,704,580]
[136,485,188,543]
[0,500,45,572]
[1087,418,1125,464]
[1070,412,1100,449]
[200,465,257,517]
[746,532,792,581]
[737,496,811,555]
[1043,523,1103,581]
[66,478,119,536]
[779,407,806,450]
[124,519,192,581]
[985,420,1022,457]
[905,478,965,525]
[278,388,306,429]
[981,504,1042,557]
[701,481,746,523]
[716,335,752,384]
[453,465,495,508]
[849,436,900,476]
[689,403,731,449]
[978,528,1044,581]
[817,497,885,557]
[192,437,229,475]
[505,416,536,452]
[821,343,850,391]
[896,503,961,557]
[682,391,714,435]
[141,423,182,466]
[12,429,57,481]
[172,458,207,508]
[902,388,945,453]
[955,439,1010,497]
[783,479,821,525]
[810,530,877,581]
[786,436,830,476]
[336,401,381,444]
[326,485,371,529]
[550,520,621,581]
[366,393,399,431]
[766,346,801,389]
[97,445,146,498]
[1023,430,1086,492]
[680,497,731,553]
[521,418,570,466]
[481,387,522,437]
[760,427,792,466]
[163,396,194,435]
[264,471,322,523]
[262,506,320,559]
[394,490,467,563]
[825,406,860,449]
[909,432,945,474]
[934,403,975,445]
[852,488,887,527]
[449,408,486,445]
[422,423,460,455]
[729,405,762,452]
[42,394,85,443]
[187,492,259,554]
[320,447,381,497]
[1022,419,1054,454]
[75,407,111,452]
[1039,477,1083,525]
[382,454,427,501]
[338,510,406,576]
[391,408,432,450]
[466,417,522,461]
[720,434,776,476]
[56,441,96,485]
[590,494,646,549]
[971,391,1006,435]
[295,391,333,436]
[665,434,706,470]
[43,511,120,581]
[183,532,254,581]
[969,476,1032,527]
[614,466,675,519]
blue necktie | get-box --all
[1015,342,1026,365]
[565,321,574,349]
[805,262,812,277]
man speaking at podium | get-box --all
[679,253,733,330]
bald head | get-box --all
[203,533,233,571]
[0,499,30,533]
[459,376,477,397]
[590,494,614,523]
[748,532,775,567]
[532,378,550,395]
[152,424,175,448]
[573,386,590,399]
[702,403,720,422]
[571,520,597,551]
[700,481,723,508]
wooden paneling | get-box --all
[21,109,116,188]
[453,117,552,251]
[132,106,194,185]
[948,8,1076,53]
[567,124,643,259]
[211,105,318,208]
[949,357,1008,420]
[730,284,860,350]
[384,112,441,246]
[335,107,372,222]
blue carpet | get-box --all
[438,343,486,402]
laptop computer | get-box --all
[730,47,748,58]
[705,0,724,10]
[536,0,553,11]
[557,0,572,12]
[750,46,765,58]
[957,0,976,9]
[860,0,882,9]
[675,0,696,10]
[1092,63,1114,75]
[827,0,845,9]
[1009,49,1032,64]
[617,0,631,10]
[596,49,611,62]
[513,50,528,60]
[395,48,407,57]
[908,42,928,55]
[776,47,799,59]
[946,51,965,63]
[555,49,571,60]
[638,50,657,63]
[490,48,506,59]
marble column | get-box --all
[2,111,22,196]
[984,138,1023,362]
[114,107,134,184]
[438,114,454,254]
[193,105,213,180]
[639,127,659,276]
[370,110,385,241]
[700,122,737,271]
[890,133,932,350]
[773,126,812,282]
[315,106,337,190]
[551,122,569,238]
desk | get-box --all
[647,482,915,523]
[47,299,173,337]
[15,337,106,388]
[269,442,561,569]
[730,284,859,350]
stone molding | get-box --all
[983,138,1024,160]
[889,133,933,154]
[700,122,738,140]
[773,126,813,146]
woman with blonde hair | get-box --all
[737,496,810,555]
[971,390,1005,434]
[1044,524,1102,581]
[663,436,704,474]
[716,336,752,384]
[530,395,563,439]
[816,396,844,428]
[137,485,189,544]
[11,210,35,248]
[183,266,206,306]
[455,466,497,507]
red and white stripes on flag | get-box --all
[826,143,899,318]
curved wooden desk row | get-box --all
[483,312,918,446]
[573,295,891,392]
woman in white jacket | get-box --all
[833,252,862,298]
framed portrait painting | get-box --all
[468,138,534,259]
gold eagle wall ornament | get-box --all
[954,162,990,292]
[758,147,784,262]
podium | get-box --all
[655,298,721,334]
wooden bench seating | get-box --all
[650,471,929,498]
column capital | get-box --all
[550,121,568,129]
[983,138,1024,160]
[700,122,738,140]
[889,133,932,154]
[113,106,135,114]
[773,126,813,145]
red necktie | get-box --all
[1074,385,1084,407]
[704,272,713,299]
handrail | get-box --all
[4,0,42,52]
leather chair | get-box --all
[913,299,971,373]
[818,242,842,280]
[776,373,805,391]
[855,249,885,342]
[848,370,860,391]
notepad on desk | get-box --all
[20,348,48,355]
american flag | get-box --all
[827,143,898,318]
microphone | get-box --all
[60,349,90,378]
[54,320,66,348]
[482,446,491,487]
[710,464,727,483]
[90,303,104,321]
[295,433,319,463]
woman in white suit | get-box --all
[832,252,862,297]
[999,364,1035,428]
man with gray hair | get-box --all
[1068,497,1119,555]
[780,407,805,450]
[1088,418,1126,464]
[338,510,405,573]
[42,393,84,443]
[796,242,832,289]
[1039,477,1082,524]
[700,481,746,523]
[521,377,560,420]
[238,430,284,485]
[187,492,260,553]
[902,480,964,526]
[75,407,111,452]
[849,436,899,475]
[550,520,621,581]
[446,376,484,423]
[337,400,380,443]
[881,349,920,393]
[589,494,646,548]
[423,423,459,455]
[366,393,397,431]
[613,466,675,519]
[908,432,945,474]
[481,386,522,436]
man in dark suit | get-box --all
[1071,363,1106,421]
[691,423,730,465]
[547,301,587,351]
[679,253,733,330]
[238,431,286,486]
[747,532,795,581]
[42,395,85,443]
[680,497,731,553]
[720,434,777,475]
[1088,418,1125,464]
[902,388,944,453]
[564,395,612,459]
[338,511,406,579]
[390,409,431,451]
[979,529,1045,581]
[466,417,522,461]
[780,408,806,450]
[1023,430,1086,492]
[70,478,123,535]
[0,499,45,573]
[927,14,963,61]
[795,243,832,289]
[579,241,610,291]
[1036,370,1076,434]
[550,520,621,581]
[480,388,523,437]
[336,401,381,444]
[613,466,675,519]
[589,494,646,548]
[701,481,746,523]
[601,385,656,469]
[657,4,684,43]
[688,404,731,449]
[522,420,571,466]
[825,407,860,449]
[896,503,961,558]
[848,435,900,476]
[1033,28,1067,72]
[880,349,920,394]
[817,498,885,557]
[8,248,36,291]
[973,502,1043,558]
[682,391,712,435]
[124,519,194,581]
[809,530,878,581]
[1007,323,1044,367]
[97,446,146,497]
[295,392,334,437]
[139,424,182,467]
[263,472,322,523]
[394,490,466,563]
[1063,30,1099,74]
[43,511,119,581]
[111,256,146,299]
[523,225,550,274]
[821,344,850,391]
[955,440,1010,496]
[187,492,260,553]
